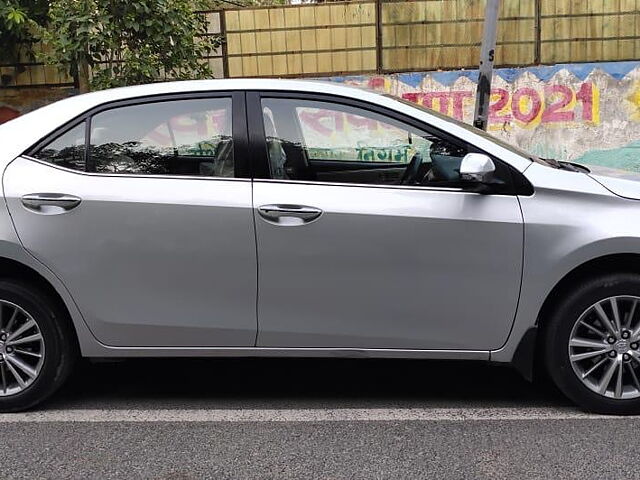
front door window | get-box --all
[261,97,472,187]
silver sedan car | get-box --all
[0,79,639,414]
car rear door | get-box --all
[3,92,257,347]
[249,92,524,351]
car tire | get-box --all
[0,280,76,413]
[543,272,640,415]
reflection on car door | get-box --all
[250,93,524,351]
[4,92,257,347]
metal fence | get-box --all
[2,0,639,88]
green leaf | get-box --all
[37,0,217,91]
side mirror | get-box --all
[459,153,496,184]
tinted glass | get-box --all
[261,98,468,186]
[389,94,542,163]
[295,105,431,164]
[89,98,233,176]
[33,123,86,171]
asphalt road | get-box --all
[2,358,639,479]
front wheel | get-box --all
[0,281,76,412]
[544,273,640,414]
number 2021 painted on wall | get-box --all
[402,82,599,129]
[490,82,599,128]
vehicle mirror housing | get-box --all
[459,153,496,184]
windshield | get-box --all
[387,94,551,166]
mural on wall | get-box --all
[2,62,640,171]
[326,61,640,169]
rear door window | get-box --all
[89,98,234,177]
[32,123,86,171]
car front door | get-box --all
[250,92,524,351]
[3,92,257,347]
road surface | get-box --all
[2,358,637,479]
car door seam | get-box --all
[251,179,260,348]
[490,194,527,359]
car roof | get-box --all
[0,78,531,172]
[76,78,369,100]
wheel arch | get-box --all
[536,253,640,331]
[509,253,640,382]
[0,255,80,352]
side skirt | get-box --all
[82,346,490,361]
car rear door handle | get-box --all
[21,193,82,212]
[257,204,322,225]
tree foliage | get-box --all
[0,0,47,63]
[40,0,221,91]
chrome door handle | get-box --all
[258,204,322,225]
[21,193,82,212]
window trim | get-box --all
[25,91,250,179]
[247,90,533,196]
[20,154,252,182]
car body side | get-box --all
[1,79,639,376]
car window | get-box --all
[89,98,234,177]
[389,94,541,164]
[32,123,86,171]
[261,97,468,187]
[296,105,430,164]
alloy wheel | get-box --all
[0,300,45,396]
[569,295,640,399]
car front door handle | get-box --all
[21,193,82,213]
[257,204,322,225]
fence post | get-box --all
[375,0,383,73]
[534,0,541,65]
[219,10,230,79]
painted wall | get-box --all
[2,61,640,170]
[325,61,640,168]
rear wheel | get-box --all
[0,280,76,412]
[544,273,640,414]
